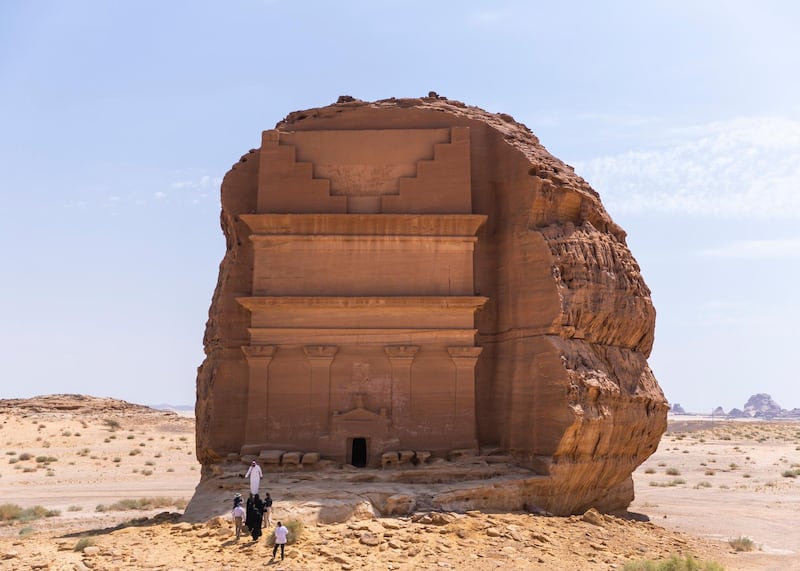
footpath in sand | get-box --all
[1,397,798,570]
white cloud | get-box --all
[697,238,800,259]
[154,191,167,200]
[575,117,800,219]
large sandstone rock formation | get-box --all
[195,95,668,515]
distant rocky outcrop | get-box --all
[727,408,747,418]
[0,394,166,416]
[667,396,798,418]
[743,393,783,418]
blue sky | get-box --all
[1,1,799,411]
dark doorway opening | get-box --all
[351,437,367,467]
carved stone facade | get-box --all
[230,126,487,466]
[196,97,668,513]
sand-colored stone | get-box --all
[195,95,668,515]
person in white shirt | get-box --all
[272,521,289,560]
[244,460,263,495]
[231,500,246,540]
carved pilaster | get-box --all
[241,345,277,450]
[385,345,419,433]
[303,345,338,434]
[447,346,482,448]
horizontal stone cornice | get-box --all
[239,213,486,236]
[237,296,488,311]
[247,327,478,345]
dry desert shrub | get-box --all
[649,478,686,488]
[665,467,681,476]
[103,418,121,431]
[622,553,723,570]
[265,520,304,546]
[95,496,187,512]
[0,504,59,523]
[0,504,22,521]
[728,536,756,551]
[73,537,94,552]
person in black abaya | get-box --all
[245,493,264,541]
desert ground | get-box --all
[1,396,798,570]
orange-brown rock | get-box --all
[194,96,668,515]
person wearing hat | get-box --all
[231,495,246,540]
[244,460,263,495]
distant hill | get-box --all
[673,393,800,419]
[150,403,194,412]
[0,394,176,416]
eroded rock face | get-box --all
[195,96,668,515]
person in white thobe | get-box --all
[244,460,263,495]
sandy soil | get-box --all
[1,398,797,570]
[631,418,800,571]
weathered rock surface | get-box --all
[194,95,668,516]
[743,393,783,417]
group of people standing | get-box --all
[231,460,289,560]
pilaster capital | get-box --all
[447,346,483,366]
[384,345,420,359]
[241,345,277,362]
[383,345,419,367]
[303,345,338,364]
